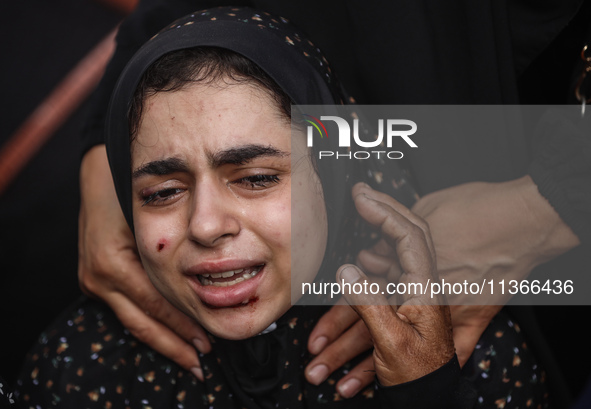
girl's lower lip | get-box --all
[188,266,265,308]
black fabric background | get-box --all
[0,0,120,385]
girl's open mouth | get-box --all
[197,265,264,287]
[186,261,267,308]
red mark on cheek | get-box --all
[157,239,168,252]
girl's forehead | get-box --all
[140,81,284,128]
[131,83,292,168]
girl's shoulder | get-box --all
[15,297,209,409]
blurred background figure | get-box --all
[0,0,130,385]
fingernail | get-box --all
[355,193,372,202]
[340,266,361,284]
[310,336,328,354]
[191,367,204,381]
[193,338,206,353]
[338,378,362,398]
[308,364,329,385]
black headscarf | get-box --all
[107,7,342,228]
[104,7,418,408]
[105,6,417,257]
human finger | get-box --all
[370,238,395,257]
[353,183,435,257]
[353,183,426,229]
[308,301,358,355]
[357,248,402,282]
[306,319,372,386]
[335,356,375,399]
[336,264,402,334]
[338,265,454,386]
[352,193,436,289]
[104,291,204,380]
[451,304,501,367]
[453,325,481,368]
[110,257,212,355]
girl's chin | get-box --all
[205,320,274,341]
[197,299,290,340]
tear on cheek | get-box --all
[157,239,168,252]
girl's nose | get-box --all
[187,182,240,247]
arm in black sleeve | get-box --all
[528,108,591,244]
[375,355,475,409]
[80,0,232,155]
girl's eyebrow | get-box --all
[209,144,289,167]
[132,157,189,179]
[132,145,289,180]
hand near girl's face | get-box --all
[80,55,455,397]
[337,183,455,386]
[305,183,456,395]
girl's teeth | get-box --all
[205,268,245,279]
[198,267,261,287]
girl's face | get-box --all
[131,81,327,340]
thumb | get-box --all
[337,264,389,307]
[336,265,404,343]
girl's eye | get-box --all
[142,188,184,206]
[235,174,280,189]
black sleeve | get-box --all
[375,355,475,409]
[514,1,591,245]
[80,0,224,155]
[527,108,591,244]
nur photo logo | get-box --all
[304,113,418,160]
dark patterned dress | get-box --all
[15,297,548,409]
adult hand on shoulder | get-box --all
[78,145,211,380]
[410,176,580,365]
[338,183,455,387]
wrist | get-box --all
[376,355,462,408]
[80,144,118,206]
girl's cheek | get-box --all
[157,238,169,252]
[135,228,167,263]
